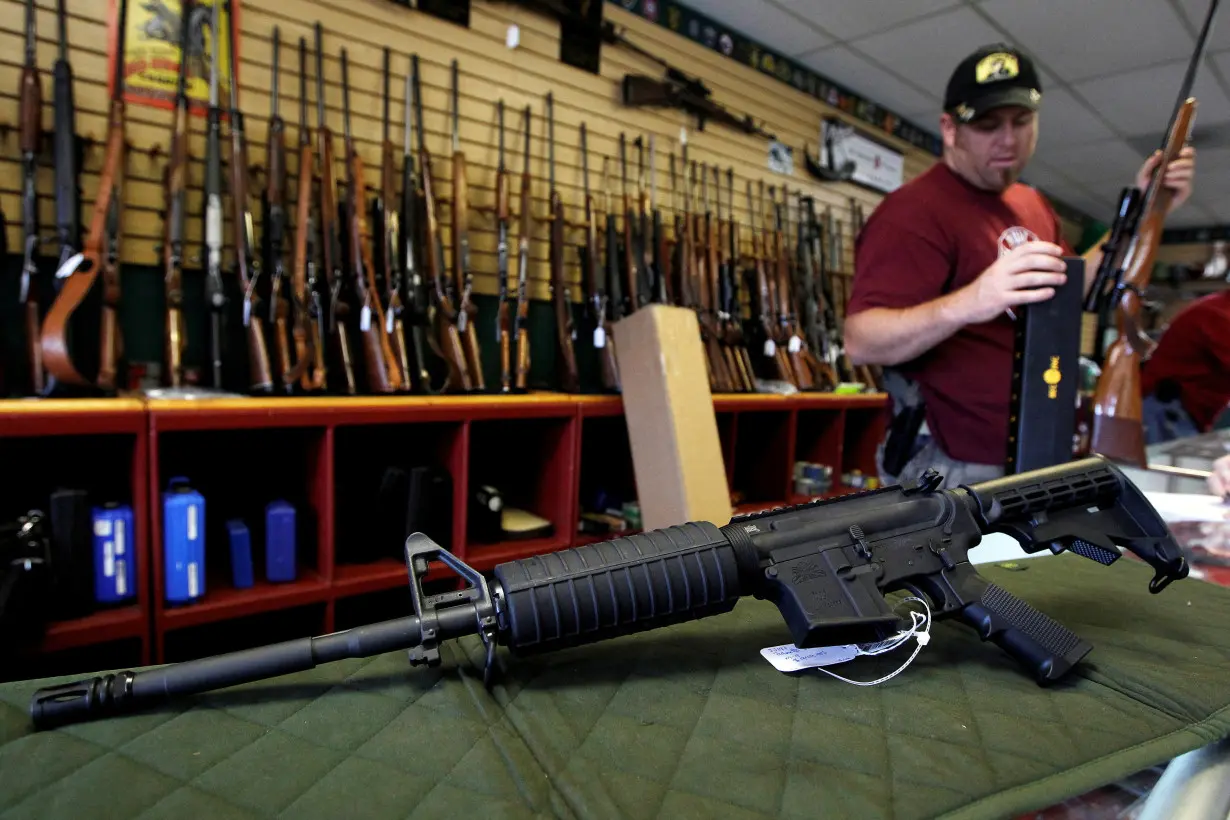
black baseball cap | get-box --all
[944,44,1043,122]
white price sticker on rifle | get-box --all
[764,339,777,357]
[360,305,372,332]
[593,327,606,349]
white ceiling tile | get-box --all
[1033,138,1144,186]
[978,0,1194,84]
[680,0,833,58]
[773,0,962,44]
[849,7,1035,101]
[797,45,939,118]
[1037,88,1119,147]
[1071,57,1230,138]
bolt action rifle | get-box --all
[701,163,735,392]
[722,167,757,391]
[1085,0,1220,467]
[314,24,355,395]
[51,0,80,312]
[547,93,579,393]
[29,456,1190,730]
[341,48,402,393]
[40,0,129,393]
[228,4,273,394]
[714,165,753,392]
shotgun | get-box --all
[414,55,471,392]
[203,0,226,389]
[314,24,355,395]
[19,0,44,394]
[228,4,273,393]
[380,48,412,391]
[547,93,579,393]
[265,30,295,392]
[724,167,757,391]
[52,0,80,303]
[450,60,485,389]
[40,0,129,391]
[341,48,400,393]
[294,35,323,392]
[513,106,534,390]
[496,100,513,392]
[162,2,192,388]
[581,123,618,392]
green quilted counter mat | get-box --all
[3,554,1230,820]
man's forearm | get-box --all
[845,290,972,367]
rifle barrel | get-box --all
[314,23,325,128]
[383,48,391,143]
[341,49,351,139]
[298,36,307,132]
[451,60,460,151]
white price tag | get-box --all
[788,335,802,353]
[360,305,372,332]
[593,327,606,348]
[763,339,777,357]
[506,24,520,48]
[760,643,859,673]
[386,309,395,334]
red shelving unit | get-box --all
[1,399,151,678]
[6,390,889,669]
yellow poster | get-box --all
[109,0,237,115]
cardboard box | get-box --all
[612,304,731,531]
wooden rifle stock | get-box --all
[40,0,128,391]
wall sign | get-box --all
[108,0,237,115]
[821,118,904,194]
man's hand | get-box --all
[1135,146,1196,212]
[952,241,1068,325]
[1209,453,1230,498]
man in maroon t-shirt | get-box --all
[845,43,1196,488]
[1139,291,1230,443]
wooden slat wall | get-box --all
[1,0,945,309]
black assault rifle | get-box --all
[28,456,1188,729]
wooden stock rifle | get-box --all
[414,56,471,392]
[1086,0,1219,467]
[715,165,754,392]
[496,100,513,392]
[701,163,735,392]
[619,134,640,314]
[294,35,324,392]
[449,60,485,389]
[513,105,534,390]
[747,181,792,385]
[341,48,401,393]
[547,93,580,393]
[314,23,354,394]
[161,2,192,388]
[582,122,619,392]
[18,0,44,395]
[266,30,297,392]
[40,0,128,392]
[227,5,273,393]
[380,48,412,391]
